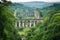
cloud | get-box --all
[45,0,60,2]
[10,0,60,2]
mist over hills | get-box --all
[10,1,54,11]
[9,1,60,19]
[20,1,53,8]
[9,3,34,19]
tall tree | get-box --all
[0,0,21,40]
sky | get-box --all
[0,0,60,2]
[10,0,60,2]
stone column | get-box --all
[19,20,21,28]
[15,20,17,27]
[22,38,24,40]
[22,20,24,28]
[30,20,32,27]
[26,20,28,27]
[14,10,17,17]
[34,20,35,27]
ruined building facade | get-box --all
[14,9,43,28]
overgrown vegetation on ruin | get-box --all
[0,0,60,40]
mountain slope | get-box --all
[9,3,34,19]
[9,1,60,19]
[20,1,53,8]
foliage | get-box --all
[40,3,60,17]
[0,0,60,40]
[25,10,60,40]
[0,0,21,40]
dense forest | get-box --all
[0,0,21,40]
[0,0,60,40]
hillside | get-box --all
[9,1,60,19]
[9,3,34,19]
[40,3,60,16]
[20,1,53,8]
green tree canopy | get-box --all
[25,10,60,40]
[0,0,21,40]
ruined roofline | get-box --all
[15,18,43,20]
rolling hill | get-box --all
[9,1,60,19]
[20,1,53,8]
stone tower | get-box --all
[34,9,40,19]
[14,10,17,17]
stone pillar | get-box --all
[14,10,17,17]
[19,20,21,28]
[15,20,17,27]
[22,38,24,40]
[34,20,35,27]
[21,35,24,40]
[26,20,28,27]
[30,20,32,27]
[22,20,24,28]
